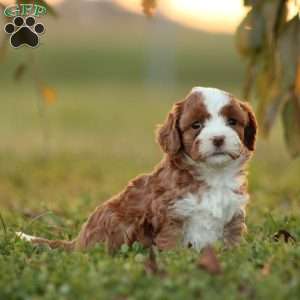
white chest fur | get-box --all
[173,163,248,250]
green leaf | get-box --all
[276,16,300,90]
[254,56,278,136]
[235,8,265,58]
[260,0,287,46]
[282,93,300,158]
[262,90,287,136]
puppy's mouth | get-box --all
[210,151,227,156]
[209,151,239,160]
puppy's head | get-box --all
[157,87,257,167]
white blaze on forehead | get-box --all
[191,87,230,116]
[191,87,242,166]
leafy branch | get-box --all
[236,0,300,157]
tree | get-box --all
[236,0,300,158]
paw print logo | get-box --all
[4,16,45,48]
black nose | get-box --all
[212,136,225,148]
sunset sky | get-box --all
[115,0,247,33]
[2,0,299,34]
[1,0,246,33]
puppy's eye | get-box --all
[227,118,237,126]
[191,121,203,130]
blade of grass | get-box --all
[0,212,7,236]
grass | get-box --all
[0,82,299,300]
[0,11,300,299]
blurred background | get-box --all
[0,0,299,225]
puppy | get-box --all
[18,87,257,252]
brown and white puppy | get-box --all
[18,87,257,252]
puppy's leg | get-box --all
[223,209,247,248]
[74,206,129,253]
[154,219,183,250]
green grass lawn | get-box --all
[0,82,299,300]
[0,14,300,299]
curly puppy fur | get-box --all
[18,87,257,252]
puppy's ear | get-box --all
[157,103,182,155]
[240,101,258,151]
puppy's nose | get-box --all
[212,135,225,148]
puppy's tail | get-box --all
[16,232,76,251]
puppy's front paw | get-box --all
[224,223,247,248]
[223,213,247,248]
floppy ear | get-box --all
[240,102,258,151]
[156,103,182,155]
